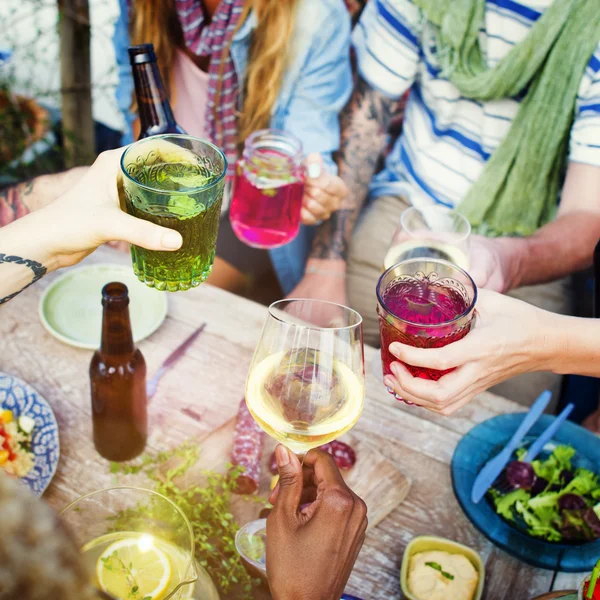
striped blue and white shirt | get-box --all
[353,0,600,208]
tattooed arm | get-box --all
[0,168,87,226]
[310,76,395,261]
[287,77,395,304]
[0,216,55,304]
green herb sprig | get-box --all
[425,561,455,581]
[100,550,151,600]
[109,442,262,599]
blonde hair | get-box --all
[130,0,298,147]
[0,473,96,600]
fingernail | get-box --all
[391,363,402,377]
[383,377,395,389]
[162,230,182,249]
[276,445,290,467]
[307,163,322,179]
[389,343,401,356]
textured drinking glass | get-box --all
[60,486,219,600]
[377,258,477,392]
[229,129,305,249]
[120,134,227,291]
[384,205,471,271]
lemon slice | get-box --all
[97,535,172,600]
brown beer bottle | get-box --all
[129,43,186,139]
[90,282,147,461]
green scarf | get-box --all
[412,0,600,236]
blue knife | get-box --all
[524,402,575,462]
[471,390,552,504]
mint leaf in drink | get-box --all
[169,173,212,189]
[167,195,204,218]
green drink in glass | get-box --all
[120,134,227,291]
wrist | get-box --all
[0,212,60,278]
[305,258,347,275]
[532,308,565,374]
[497,237,527,292]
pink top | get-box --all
[172,49,209,139]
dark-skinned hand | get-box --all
[266,445,367,600]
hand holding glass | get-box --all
[237,299,365,574]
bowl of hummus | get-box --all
[400,536,485,600]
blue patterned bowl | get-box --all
[0,372,59,496]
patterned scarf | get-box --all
[174,0,246,169]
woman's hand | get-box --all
[266,446,367,600]
[382,290,557,415]
[40,147,182,268]
[301,153,347,225]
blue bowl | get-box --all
[0,372,59,496]
[452,413,600,572]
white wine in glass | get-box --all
[245,299,365,456]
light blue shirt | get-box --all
[113,0,352,294]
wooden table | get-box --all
[0,247,585,599]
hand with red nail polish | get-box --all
[266,445,368,600]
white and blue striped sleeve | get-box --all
[352,0,422,100]
[569,46,600,167]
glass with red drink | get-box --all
[229,129,305,249]
[377,258,477,394]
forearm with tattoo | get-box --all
[310,77,395,261]
[0,167,88,227]
[0,254,47,305]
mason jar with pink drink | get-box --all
[229,129,305,249]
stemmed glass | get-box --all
[236,299,365,574]
[61,487,219,600]
[384,205,471,271]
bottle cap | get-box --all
[102,282,130,308]
[128,44,157,65]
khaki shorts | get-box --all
[346,194,571,409]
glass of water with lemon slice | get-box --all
[60,487,219,600]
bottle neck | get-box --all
[101,303,135,356]
[131,59,179,136]
[100,283,135,355]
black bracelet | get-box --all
[0,254,47,305]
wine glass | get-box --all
[384,205,471,271]
[237,299,365,574]
[61,486,219,600]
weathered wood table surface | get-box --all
[0,247,584,599]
